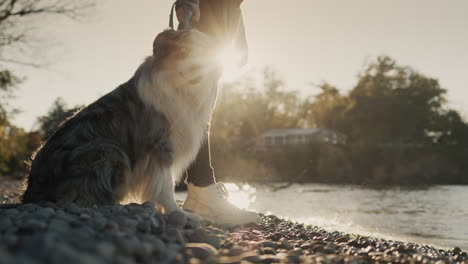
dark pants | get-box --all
[185,133,216,187]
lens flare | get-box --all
[224,183,256,209]
[219,44,243,82]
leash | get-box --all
[169,0,198,30]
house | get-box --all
[261,128,347,147]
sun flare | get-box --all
[219,44,244,82]
[224,183,256,209]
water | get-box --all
[176,184,468,250]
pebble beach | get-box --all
[0,178,466,264]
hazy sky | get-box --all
[9,0,468,129]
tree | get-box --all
[0,68,18,124]
[36,97,83,139]
[0,0,94,65]
[0,1,94,178]
[0,74,41,177]
[332,56,448,145]
[305,56,468,184]
[209,68,311,181]
[305,82,348,132]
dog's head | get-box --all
[194,0,247,66]
[152,30,221,86]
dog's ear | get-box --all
[153,30,192,68]
[153,30,181,62]
[153,30,173,58]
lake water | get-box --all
[176,184,468,250]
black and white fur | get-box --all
[23,30,220,215]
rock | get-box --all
[18,203,41,212]
[48,218,70,233]
[79,213,91,221]
[11,255,39,264]
[135,241,154,261]
[259,240,279,249]
[91,215,107,230]
[114,235,136,255]
[336,236,350,243]
[0,216,13,232]
[115,256,137,264]
[261,247,276,255]
[149,215,163,233]
[323,243,337,254]
[241,253,262,263]
[453,247,462,255]
[259,254,282,264]
[102,220,117,233]
[227,246,249,256]
[0,246,12,264]
[126,204,146,215]
[151,236,167,253]
[166,227,187,244]
[95,242,115,260]
[218,255,242,264]
[141,201,155,208]
[280,240,293,250]
[186,215,202,229]
[20,219,47,233]
[286,254,302,264]
[185,242,218,260]
[34,207,56,220]
[168,210,187,227]
[288,249,304,256]
[300,243,312,250]
[55,210,78,223]
[63,202,82,215]
[136,220,151,233]
[49,244,101,264]
[4,208,19,217]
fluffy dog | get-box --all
[23,30,220,215]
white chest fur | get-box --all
[137,67,219,181]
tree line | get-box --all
[2,56,467,184]
[208,56,468,185]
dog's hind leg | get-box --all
[56,141,131,207]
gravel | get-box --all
[0,178,466,264]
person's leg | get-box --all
[185,133,216,187]
[176,0,259,225]
[183,129,260,225]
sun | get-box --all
[219,44,244,82]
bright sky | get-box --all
[9,0,468,130]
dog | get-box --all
[22,0,247,217]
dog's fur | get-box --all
[23,30,219,213]
[22,0,246,216]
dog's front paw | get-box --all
[167,209,202,228]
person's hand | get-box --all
[176,0,200,30]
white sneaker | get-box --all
[183,182,261,226]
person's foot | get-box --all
[183,182,261,226]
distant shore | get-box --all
[0,178,466,264]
